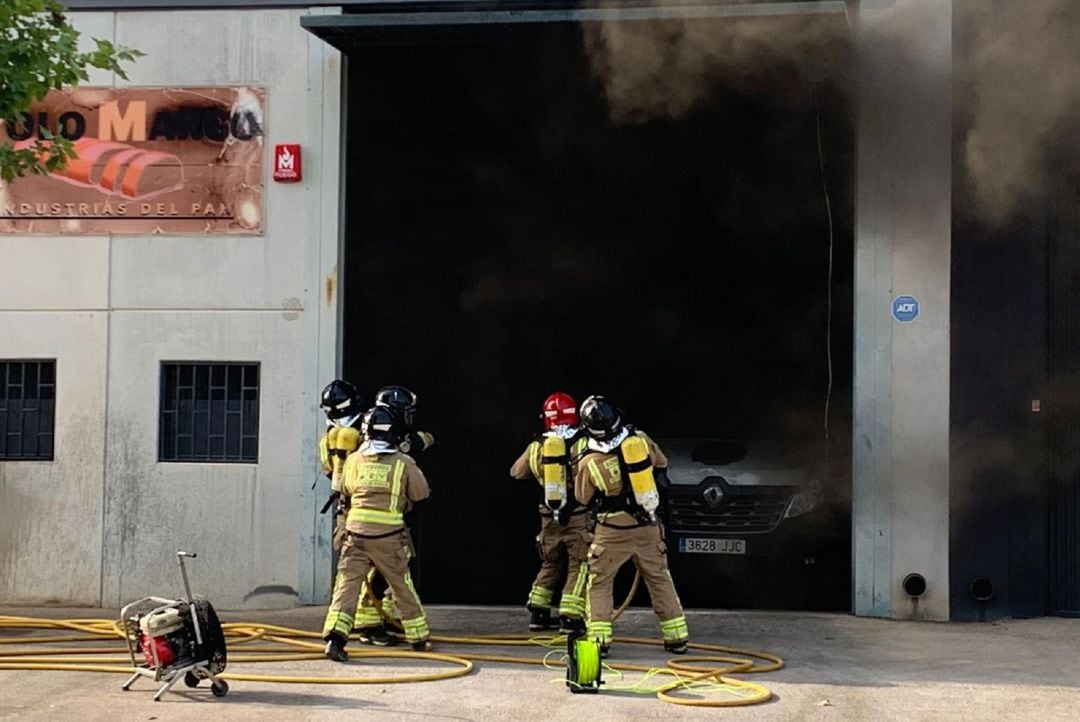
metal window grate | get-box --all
[159,362,260,463]
[0,360,56,461]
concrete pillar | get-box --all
[853,0,952,620]
[299,5,345,605]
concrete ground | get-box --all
[1,605,1079,721]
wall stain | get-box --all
[282,296,302,321]
[325,266,336,307]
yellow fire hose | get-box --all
[0,578,783,708]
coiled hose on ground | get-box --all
[0,576,783,708]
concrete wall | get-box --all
[0,8,341,608]
[853,0,952,620]
[0,311,108,605]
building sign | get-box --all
[892,295,920,323]
[0,87,265,235]
[273,144,301,182]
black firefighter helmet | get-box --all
[580,395,623,441]
[320,379,362,422]
[362,406,406,447]
[375,385,418,428]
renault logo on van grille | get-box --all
[702,484,725,509]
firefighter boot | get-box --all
[411,639,433,652]
[358,625,398,647]
[559,616,586,635]
[529,608,557,632]
[664,639,689,655]
[324,633,349,662]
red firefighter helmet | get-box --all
[541,392,579,430]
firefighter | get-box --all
[317,380,396,646]
[354,385,435,641]
[319,382,436,646]
[318,379,363,480]
[323,406,433,661]
[573,395,689,658]
[318,380,364,554]
[509,392,591,634]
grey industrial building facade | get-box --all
[0,0,1072,623]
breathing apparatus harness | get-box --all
[319,423,362,514]
[538,428,588,525]
[591,426,660,529]
[313,379,364,510]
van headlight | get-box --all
[784,479,823,519]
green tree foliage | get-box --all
[0,0,141,182]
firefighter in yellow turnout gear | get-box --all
[574,395,689,658]
[351,386,435,645]
[322,406,432,661]
[318,380,365,551]
[510,392,591,634]
[318,382,435,647]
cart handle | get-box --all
[176,550,196,601]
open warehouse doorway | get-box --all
[323,4,855,611]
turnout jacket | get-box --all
[341,450,430,536]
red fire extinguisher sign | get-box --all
[273,144,302,182]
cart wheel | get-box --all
[211,680,229,698]
[184,672,200,688]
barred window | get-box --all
[0,360,56,461]
[159,362,260,463]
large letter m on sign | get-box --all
[278,147,294,170]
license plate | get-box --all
[678,537,746,555]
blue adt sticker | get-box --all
[892,295,920,323]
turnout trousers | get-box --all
[323,529,429,644]
[333,510,400,628]
[585,522,689,646]
[528,512,591,619]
